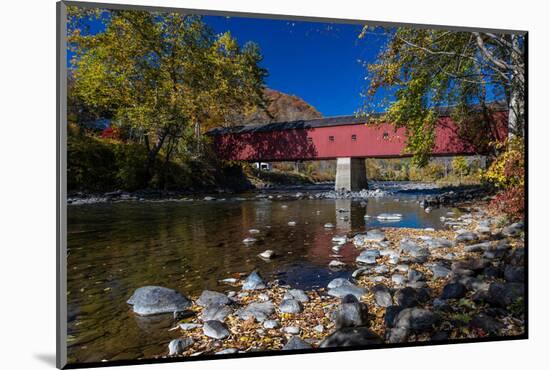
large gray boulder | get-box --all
[127,286,191,316]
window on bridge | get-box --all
[383,132,389,140]
[351,134,357,141]
[307,137,313,143]
[329,135,335,142]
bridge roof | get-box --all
[207,103,506,135]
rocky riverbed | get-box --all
[122,199,525,359]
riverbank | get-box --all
[67,181,491,206]
[119,197,524,360]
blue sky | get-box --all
[68,12,392,117]
[203,16,389,116]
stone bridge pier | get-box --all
[335,157,368,192]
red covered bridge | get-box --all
[207,108,507,191]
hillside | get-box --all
[244,88,322,123]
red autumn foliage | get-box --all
[100,126,122,140]
[490,185,525,221]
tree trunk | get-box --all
[508,34,525,138]
[194,121,202,154]
[143,130,168,186]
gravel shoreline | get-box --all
[119,198,525,360]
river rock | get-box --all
[215,348,238,355]
[440,282,467,299]
[430,264,451,279]
[470,313,505,334]
[391,274,406,285]
[258,250,275,260]
[203,320,230,339]
[242,270,266,290]
[407,269,424,282]
[452,258,490,273]
[263,320,280,329]
[327,278,352,289]
[201,304,232,322]
[329,260,347,269]
[196,290,232,307]
[280,299,303,314]
[384,305,404,328]
[426,238,454,249]
[374,265,389,274]
[352,267,368,278]
[320,327,382,348]
[328,283,366,300]
[288,221,297,226]
[394,287,420,308]
[399,238,420,254]
[127,286,191,316]
[455,230,479,243]
[464,241,492,253]
[249,229,260,234]
[504,265,525,282]
[502,221,523,236]
[395,264,409,272]
[393,307,439,331]
[486,282,525,307]
[237,301,275,322]
[283,336,312,350]
[334,295,369,329]
[386,327,410,343]
[324,223,335,228]
[283,326,301,334]
[372,284,392,307]
[179,323,201,330]
[168,337,194,355]
[283,289,309,303]
[242,237,257,244]
[356,249,380,264]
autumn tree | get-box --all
[68,8,266,184]
[361,27,525,166]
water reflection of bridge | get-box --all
[334,199,366,231]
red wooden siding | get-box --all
[210,112,508,162]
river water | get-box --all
[66,182,459,363]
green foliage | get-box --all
[68,135,148,191]
[361,27,525,165]
[68,7,266,187]
[452,157,469,177]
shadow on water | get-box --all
[66,184,458,364]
